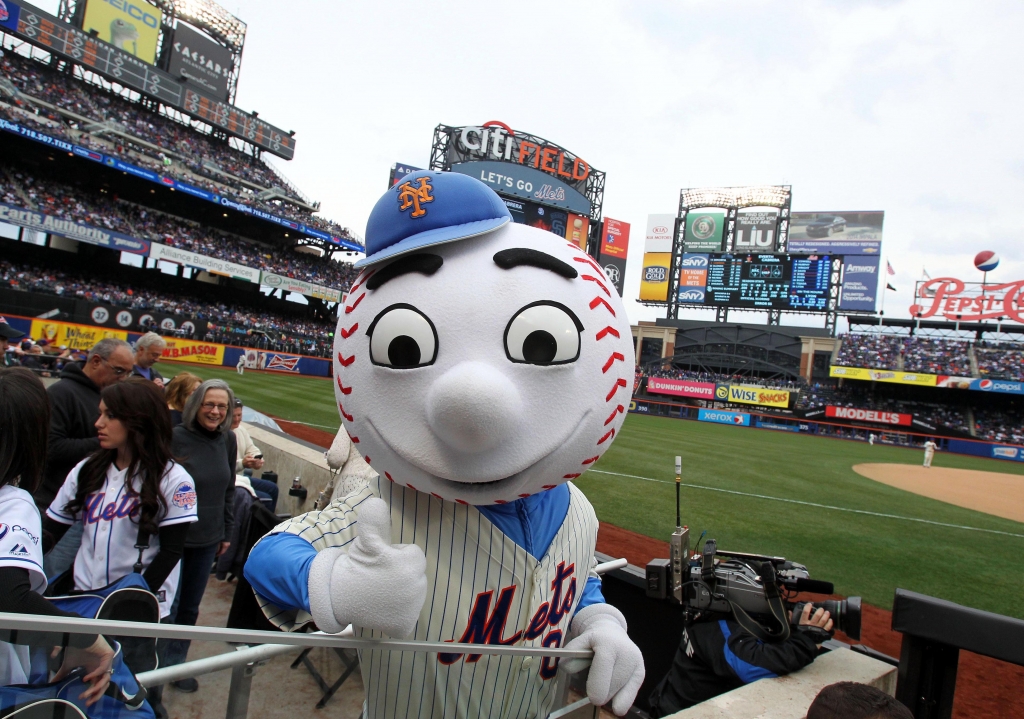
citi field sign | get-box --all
[910,277,1024,323]
[454,121,591,182]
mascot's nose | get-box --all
[426,362,523,453]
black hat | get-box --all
[0,316,25,341]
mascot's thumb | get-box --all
[325,428,351,470]
[354,498,394,554]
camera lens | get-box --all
[792,597,862,641]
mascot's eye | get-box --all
[366,304,438,369]
[504,301,583,365]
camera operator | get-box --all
[648,603,833,716]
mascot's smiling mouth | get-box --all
[363,410,592,501]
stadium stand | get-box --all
[0,49,356,240]
[0,163,359,290]
[975,341,1024,381]
[0,256,334,357]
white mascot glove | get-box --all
[306,498,427,638]
[562,603,645,716]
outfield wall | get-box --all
[629,398,1024,465]
[0,313,332,377]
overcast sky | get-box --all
[41,0,1024,327]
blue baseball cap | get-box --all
[356,170,511,268]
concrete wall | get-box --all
[245,423,336,516]
[667,648,896,718]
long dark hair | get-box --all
[64,379,174,534]
[0,368,50,493]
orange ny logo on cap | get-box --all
[397,177,435,218]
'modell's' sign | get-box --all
[910,278,1024,322]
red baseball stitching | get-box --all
[606,378,627,402]
[589,296,616,316]
[455,499,469,505]
[573,255,604,274]
[384,472,393,482]
[407,483,417,491]
[350,269,374,294]
[337,353,355,367]
[542,484,556,489]
[602,352,625,373]
[518,493,531,498]
[581,455,600,465]
[581,274,610,296]
[431,492,444,501]
[604,404,624,425]
[494,499,507,504]
[598,428,615,444]
[338,403,353,421]
[596,326,620,341]
[345,293,365,314]
[563,473,581,479]
[346,430,359,444]
[339,323,359,339]
[336,378,352,395]
[363,455,371,463]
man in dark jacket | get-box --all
[40,337,134,577]
[131,332,166,386]
[649,604,833,716]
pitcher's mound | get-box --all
[853,463,1024,523]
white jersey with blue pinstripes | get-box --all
[256,476,600,719]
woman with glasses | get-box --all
[162,379,238,692]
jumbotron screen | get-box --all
[678,253,834,311]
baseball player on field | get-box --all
[245,171,644,718]
[923,439,937,468]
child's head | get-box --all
[807,682,912,719]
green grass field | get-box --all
[161,361,1024,618]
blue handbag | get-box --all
[0,642,154,719]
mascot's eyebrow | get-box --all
[493,248,578,279]
[366,253,444,290]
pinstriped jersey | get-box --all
[256,477,600,719]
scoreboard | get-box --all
[678,253,834,311]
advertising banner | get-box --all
[160,337,224,365]
[678,253,709,288]
[947,439,1024,463]
[0,0,21,31]
[733,208,779,251]
[639,214,674,302]
[167,23,233,101]
[149,243,260,283]
[839,257,880,312]
[242,349,300,372]
[503,198,581,244]
[646,377,716,399]
[82,0,163,65]
[789,211,884,255]
[0,201,150,254]
[698,408,750,426]
[451,161,591,215]
[260,272,342,302]
[389,162,423,188]
[599,218,630,296]
[30,319,127,349]
[936,376,1024,395]
[75,301,207,336]
[825,406,912,426]
[830,366,938,386]
[715,384,791,408]
[683,209,725,252]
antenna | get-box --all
[670,455,689,603]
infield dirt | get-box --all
[853,463,1024,523]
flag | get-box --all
[886,283,897,291]
[886,261,896,276]
[922,267,931,280]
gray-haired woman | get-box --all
[163,379,237,690]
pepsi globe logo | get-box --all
[980,379,993,390]
[644,266,667,282]
[974,251,999,272]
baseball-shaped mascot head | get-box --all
[333,171,634,505]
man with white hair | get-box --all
[132,332,167,387]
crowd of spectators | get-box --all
[0,165,360,291]
[0,50,357,242]
[973,407,1024,445]
[901,337,971,375]
[796,382,973,435]
[835,334,903,370]
[1,259,335,357]
[975,341,1024,381]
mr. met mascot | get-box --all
[245,171,643,718]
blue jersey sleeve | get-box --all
[244,532,317,612]
[574,576,606,616]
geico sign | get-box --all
[457,121,590,182]
[910,277,1024,323]
[103,0,160,28]
[825,406,911,426]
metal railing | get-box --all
[0,558,627,719]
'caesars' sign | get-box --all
[911,277,1024,323]
[446,121,591,188]
[826,406,912,426]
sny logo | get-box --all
[398,177,434,218]
[439,562,576,680]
